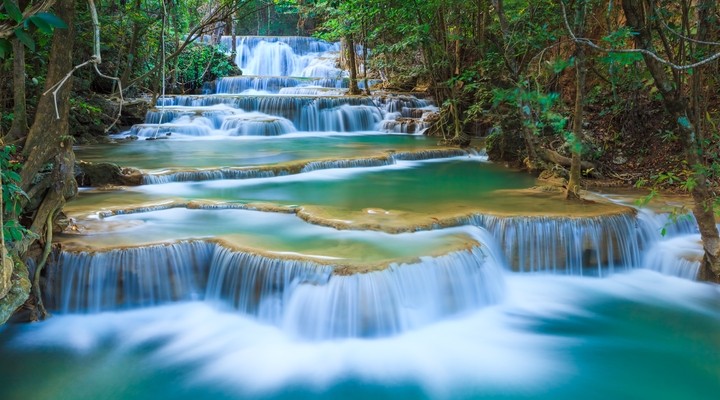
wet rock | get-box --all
[75,161,122,187]
[75,162,144,187]
[119,168,144,186]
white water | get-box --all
[3,270,718,399]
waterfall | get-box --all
[465,213,642,275]
[46,237,504,339]
[283,247,504,339]
[220,112,297,136]
[46,241,215,313]
[204,247,333,324]
[219,36,344,78]
[143,169,283,185]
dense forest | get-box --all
[0,0,718,321]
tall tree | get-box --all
[565,0,588,200]
[619,0,719,281]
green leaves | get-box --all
[0,39,10,58]
[13,28,33,51]
[0,3,67,58]
[27,12,68,35]
[32,12,68,29]
[1,145,31,243]
[3,0,23,23]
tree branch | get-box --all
[559,0,720,71]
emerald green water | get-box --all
[58,208,476,265]
[66,160,537,218]
[75,135,440,170]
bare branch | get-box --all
[42,0,124,132]
[650,1,720,47]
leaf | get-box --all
[0,38,10,59]
[13,28,34,51]
[3,170,20,182]
[28,15,53,34]
[3,0,23,23]
[677,116,692,129]
[33,12,67,29]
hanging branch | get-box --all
[42,0,124,132]
[559,0,720,71]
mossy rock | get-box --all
[0,255,31,325]
[76,161,122,187]
[75,162,144,187]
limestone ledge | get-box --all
[55,237,481,276]
[77,147,469,186]
[61,187,636,235]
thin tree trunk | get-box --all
[566,0,587,200]
[7,39,28,141]
[231,11,237,63]
[346,35,360,95]
[119,0,142,88]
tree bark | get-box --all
[17,0,78,258]
[6,39,28,141]
[118,0,143,89]
[20,0,75,189]
[566,0,587,200]
[622,0,720,282]
[346,35,361,95]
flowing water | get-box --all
[1,36,718,399]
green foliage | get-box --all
[0,1,67,58]
[0,146,31,243]
[175,42,237,90]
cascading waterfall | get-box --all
[128,36,437,137]
[222,36,344,78]
[46,241,215,313]
[466,213,643,275]
[282,247,504,339]
[45,238,503,340]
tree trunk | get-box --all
[566,0,587,200]
[231,11,237,63]
[17,0,78,257]
[20,0,76,190]
[622,0,720,282]
[346,35,361,95]
[6,39,28,141]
